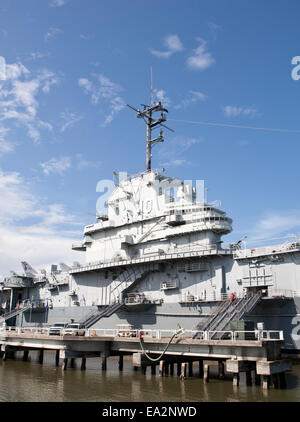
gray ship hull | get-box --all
[19,297,300,352]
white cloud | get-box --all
[5,62,29,80]
[174,90,207,109]
[241,211,300,247]
[27,52,51,61]
[208,22,223,39]
[80,34,89,40]
[45,27,62,41]
[153,89,171,107]
[158,136,201,168]
[0,127,15,155]
[0,168,82,275]
[186,38,215,70]
[256,213,300,234]
[0,61,58,146]
[150,34,184,59]
[223,105,258,118]
[40,156,71,176]
[78,73,125,125]
[162,159,190,167]
[60,110,82,132]
[49,0,68,6]
[75,153,100,170]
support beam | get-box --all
[159,360,165,377]
[23,350,29,361]
[233,373,240,387]
[151,364,156,375]
[218,361,225,379]
[188,361,193,377]
[262,375,270,390]
[170,363,174,376]
[62,358,68,371]
[81,357,86,371]
[118,355,123,372]
[246,370,252,386]
[180,362,187,380]
[254,372,261,386]
[164,363,169,376]
[55,350,60,367]
[199,360,204,378]
[177,363,181,376]
[204,364,210,383]
[38,349,44,364]
[101,356,107,371]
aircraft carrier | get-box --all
[1,98,300,352]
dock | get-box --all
[0,327,292,390]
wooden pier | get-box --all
[0,328,292,390]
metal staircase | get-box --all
[79,265,157,328]
[79,302,123,328]
[0,304,32,324]
[193,292,261,339]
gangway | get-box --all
[0,304,32,324]
[79,302,123,329]
[194,293,262,339]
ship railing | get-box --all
[234,241,300,259]
[179,292,231,303]
[0,326,284,341]
[70,246,233,273]
[268,289,300,298]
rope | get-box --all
[168,118,300,134]
[138,328,184,362]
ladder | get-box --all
[0,304,32,324]
[210,293,262,339]
[79,302,123,328]
[80,266,155,328]
[193,293,261,339]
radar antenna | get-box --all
[127,72,174,172]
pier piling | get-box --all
[118,355,123,371]
[170,363,174,375]
[55,350,60,367]
[218,361,225,379]
[180,362,187,380]
[233,373,240,386]
[23,350,29,361]
[188,361,193,377]
[62,358,68,371]
[199,360,204,378]
[81,357,86,371]
[38,349,44,364]
[246,370,252,386]
[203,364,210,383]
[159,360,165,377]
[151,363,156,375]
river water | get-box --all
[0,351,299,402]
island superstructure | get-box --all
[1,98,300,352]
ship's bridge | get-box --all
[164,202,232,235]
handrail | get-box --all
[0,326,284,341]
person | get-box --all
[230,292,235,302]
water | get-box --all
[0,351,299,402]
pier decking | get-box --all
[0,327,292,390]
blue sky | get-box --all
[0,0,300,274]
